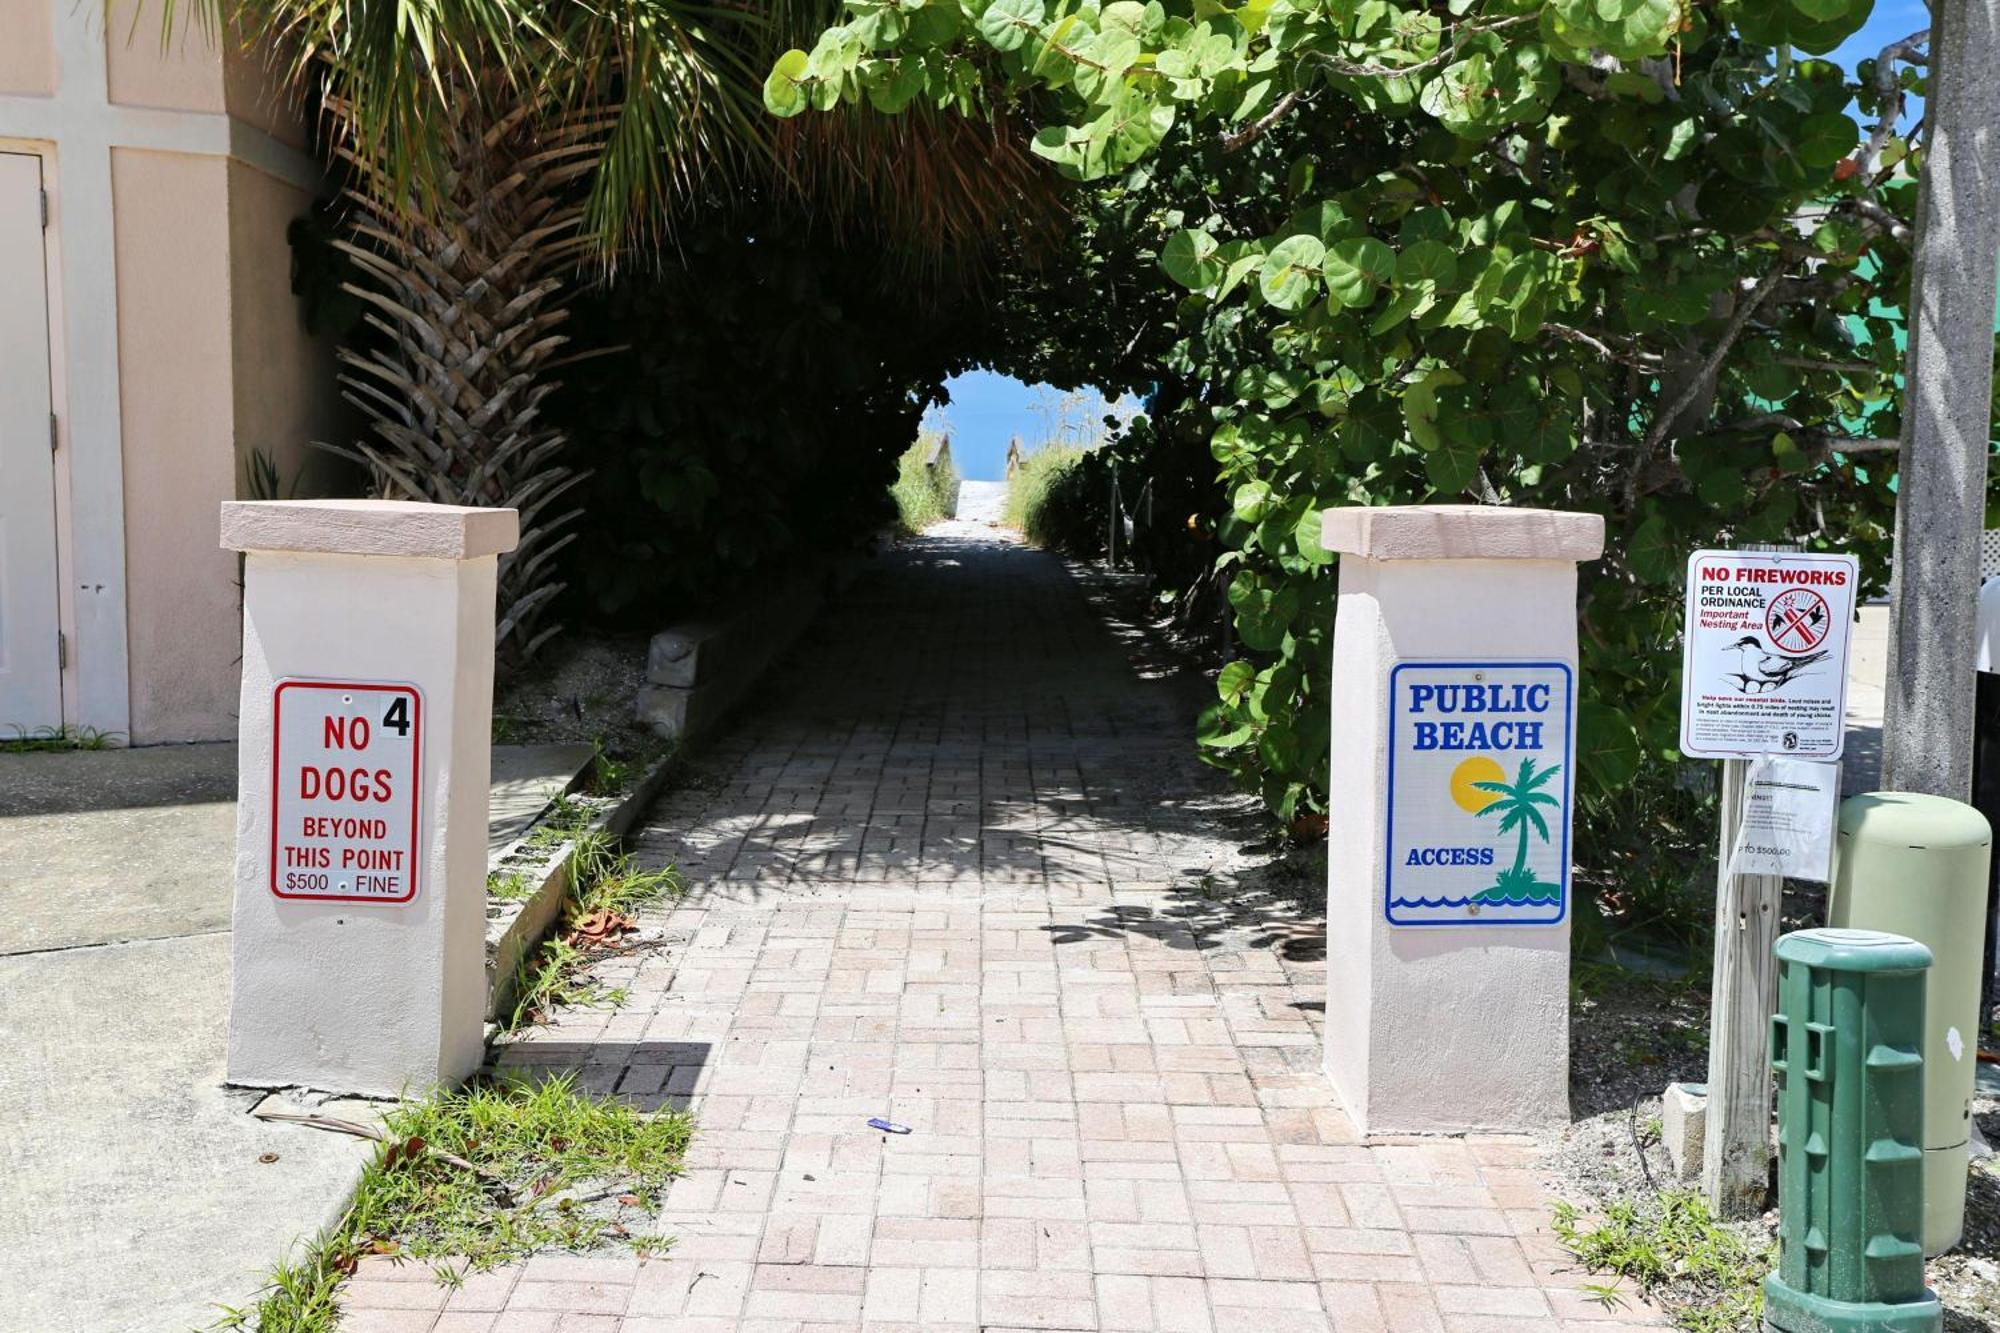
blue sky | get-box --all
[930,372,1035,481]
[940,7,1930,480]
[1830,0,1928,104]
[930,372,1133,480]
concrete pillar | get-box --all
[1321,505,1605,1135]
[221,499,518,1096]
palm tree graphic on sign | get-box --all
[1469,758,1563,905]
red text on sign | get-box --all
[298,766,395,802]
[271,680,422,903]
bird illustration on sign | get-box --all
[1722,636,1830,695]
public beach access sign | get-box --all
[1679,550,1858,760]
[271,679,423,903]
[1384,661,1575,927]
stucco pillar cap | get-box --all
[222,500,521,560]
[1321,504,1605,562]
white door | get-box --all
[0,152,61,731]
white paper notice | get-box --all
[1725,757,1841,882]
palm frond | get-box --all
[1522,804,1551,841]
[766,104,1067,282]
[563,0,774,249]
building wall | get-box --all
[0,0,54,95]
[114,142,347,745]
[105,20,229,113]
[0,0,338,743]
[228,160,346,509]
[112,149,241,742]
[224,41,311,151]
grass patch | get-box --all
[489,789,610,904]
[890,434,960,533]
[1553,1191,1771,1333]
[487,869,534,902]
[524,791,595,848]
[506,834,683,1032]
[585,734,678,798]
[520,788,604,852]
[1003,442,1086,532]
[1,724,121,753]
[214,1074,693,1332]
[1003,442,1111,553]
[591,739,635,794]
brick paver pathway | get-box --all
[338,520,1667,1332]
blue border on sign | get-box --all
[1383,660,1575,928]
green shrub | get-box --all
[550,208,980,629]
[1004,444,1110,554]
[890,435,960,533]
[762,0,1924,918]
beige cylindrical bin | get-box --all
[1828,791,1992,1255]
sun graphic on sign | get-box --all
[1449,756,1507,812]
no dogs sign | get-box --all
[271,680,423,902]
[1679,551,1857,760]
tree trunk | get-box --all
[1882,2,2000,797]
[325,74,602,662]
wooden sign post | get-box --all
[1701,759,1787,1217]
[1681,545,1858,1216]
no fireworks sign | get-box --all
[271,679,423,903]
[1679,551,1858,760]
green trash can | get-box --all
[1828,792,1992,1255]
[1765,928,1940,1333]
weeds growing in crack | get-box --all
[212,1074,693,1332]
[0,724,120,752]
[505,834,683,1032]
[1552,1191,1770,1333]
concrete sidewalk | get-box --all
[344,520,1670,1333]
[1841,602,1887,796]
[0,741,589,1333]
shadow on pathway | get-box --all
[396,520,1671,1333]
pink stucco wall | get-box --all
[0,0,54,95]
[0,1,343,742]
[110,152,343,744]
[111,149,243,742]
[228,159,346,513]
[105,16,229,113]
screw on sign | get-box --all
[271,680,423,903]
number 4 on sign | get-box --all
[384,696,411,736]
